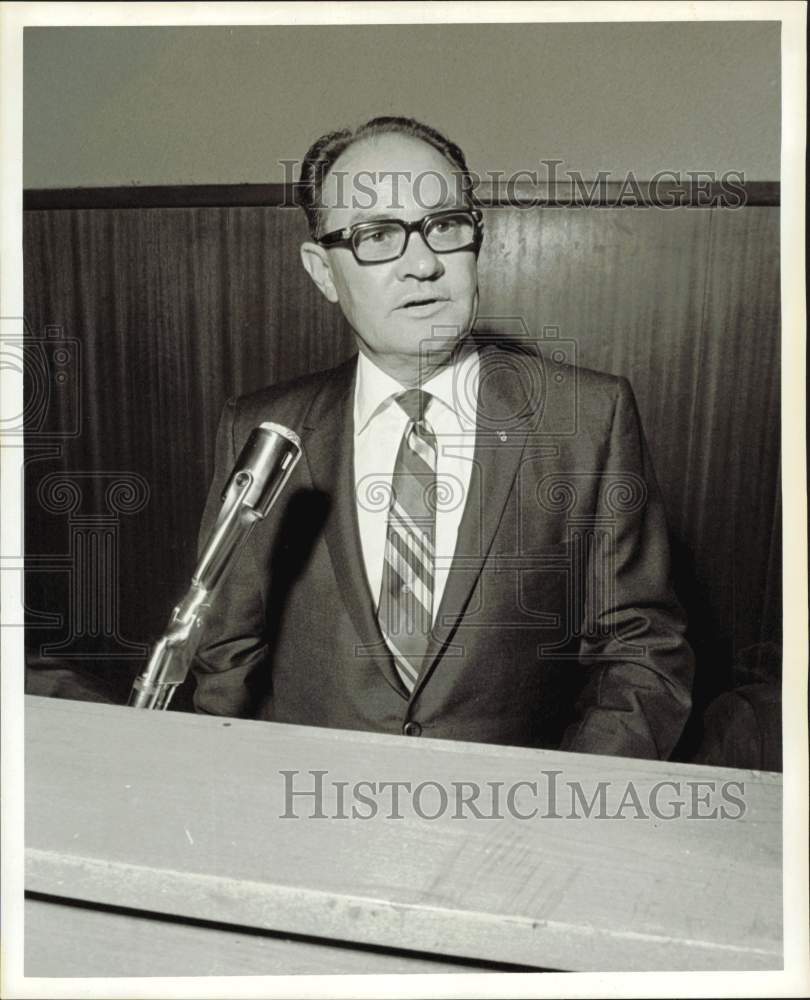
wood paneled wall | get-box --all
[22,193,781,753]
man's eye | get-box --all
[358,227,397,245]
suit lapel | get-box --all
[301,356,407,700]
[299,342,538,704]
[410,343,534,701]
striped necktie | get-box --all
[378,389,437,694]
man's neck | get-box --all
[358,339,471,388]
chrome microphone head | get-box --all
[223,422,302,518]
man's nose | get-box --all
[395,230,444,279]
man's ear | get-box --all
[300,242,339,303]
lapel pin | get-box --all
[498,431,508,442]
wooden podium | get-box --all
[25,695,782,975]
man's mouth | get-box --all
[397,296,449,312]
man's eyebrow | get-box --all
[344,210,398,226]
[343,201,468,228]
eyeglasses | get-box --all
[316,208,484,265]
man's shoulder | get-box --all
[482,338,623,377]
[230,354,358,427]
[561,360,632,410]
[226,343,631,434]
[481,339,630,403]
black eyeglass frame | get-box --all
[316,208,484,265]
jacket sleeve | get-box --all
[559,377,694,759]
[191,398,270,717]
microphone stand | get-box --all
[129,423,301,710]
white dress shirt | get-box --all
[353,343,480,622]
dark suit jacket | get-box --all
[192,341,694,760]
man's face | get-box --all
[300,134,479,376]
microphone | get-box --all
[129,422,302,710]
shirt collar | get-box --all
[354,351,407,435]
[354,339,479,436]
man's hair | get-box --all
[297,115,476,239]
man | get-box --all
[192,116,694,760]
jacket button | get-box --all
[403,721,422,737]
